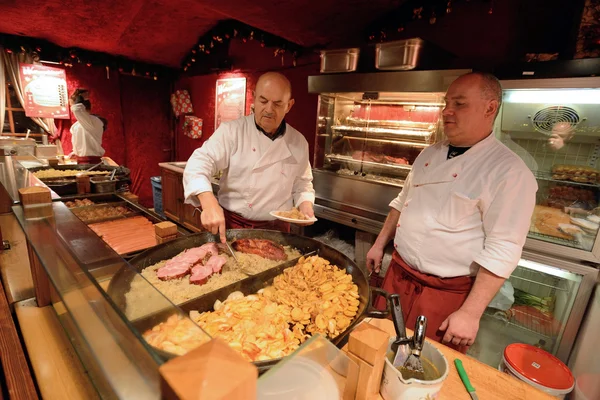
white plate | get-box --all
[270,211,317,224]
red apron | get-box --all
[75,156,103,165]
[223,208,291,233]
[376,251,475,353]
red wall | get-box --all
[175,39,320,162]
[53,64,171,207]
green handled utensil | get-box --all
[454,359,478,400]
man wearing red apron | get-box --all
[368,72,538,353]
[68,89,105,165]
[183,72,315,241]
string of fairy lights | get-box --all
[0,33,175,80]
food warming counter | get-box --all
[308,69,470,234]
[7,200,555,399]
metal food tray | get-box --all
[70,202,141,224]
[346,117,438,130]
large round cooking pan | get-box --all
[107,229,390,371]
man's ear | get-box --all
[486,99,499,118]
[285,98,295,114]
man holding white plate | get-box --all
[183,72,315,242]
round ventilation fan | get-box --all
[532,106,580,135]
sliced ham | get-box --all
[205,255,227,274]
[190,264,213,285]
[157,242,220,281]
[156,261,190,281]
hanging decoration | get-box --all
[0,33,175,80]
[365,0,496,43]
[180,20,315,72]
[576,0,600,58]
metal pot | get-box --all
[107,229,390,371]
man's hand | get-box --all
[366,244,384,274]
[297,201,315,225]
[197,193,226,243]
[438,309,480,347]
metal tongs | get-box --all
[192,207,240,263]
[389,294,427,380]
[85,161,104,172]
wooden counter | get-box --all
[366,318,554,400]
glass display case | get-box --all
[315,92,443,187]
[496,77,600,262]
[469,250,597,368]
[308,70,469,234]
[11,200,211,399]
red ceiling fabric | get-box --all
[0,0,393,66]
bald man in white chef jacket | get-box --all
[183,72,315,242]
[367,72,537,353]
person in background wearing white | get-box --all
[367,72,537,352]
[183,72,315,242]
[68,88,105,164]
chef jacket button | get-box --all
[453,173,458,178]
[425,163,429,167]
[404,202,408,207]
[396,223,400,227]
[248,203,253,208]
[252,147,256,152]
[394,244,397,248]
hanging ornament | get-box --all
[199,44,205,51]
[225,33,231,39]
[106,66,110,80]
[446,1,452,13]
[430,11,437,24]
[145,71,150,77]
[413,7,423,19]
[36,46,42,52]
[131,67,136,76]
[379,30,387,42]
[191,57,196,62]
[5,48,12,54]
[184,66,188,72]
[86,62,92,67]
[153,72,158,81]
[397,26,405,32]
[233,29,238,37]
[488,0,494,14]
[20,46,26,54]
[118,67,124,72]
[249,31,254,40]
[242,37,247,43]
[368,34,375,41]
[192,49,197,54]
[205,50,210,54]
[292,51,298,67]
[70,50,77,59]
[260,40,265,47]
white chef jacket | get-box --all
[70,104,105,157]
[390,133,538,279]
[183,115,315,221]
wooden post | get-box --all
[155,221,178,244]
[47,158,60,168]
[18,187,53,220]
[159,338,257,400]
[76,174,91,194]
[18,187,53,307]
[346,322,390,400]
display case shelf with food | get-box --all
[494,77,600,264]
[470,251,597,368]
